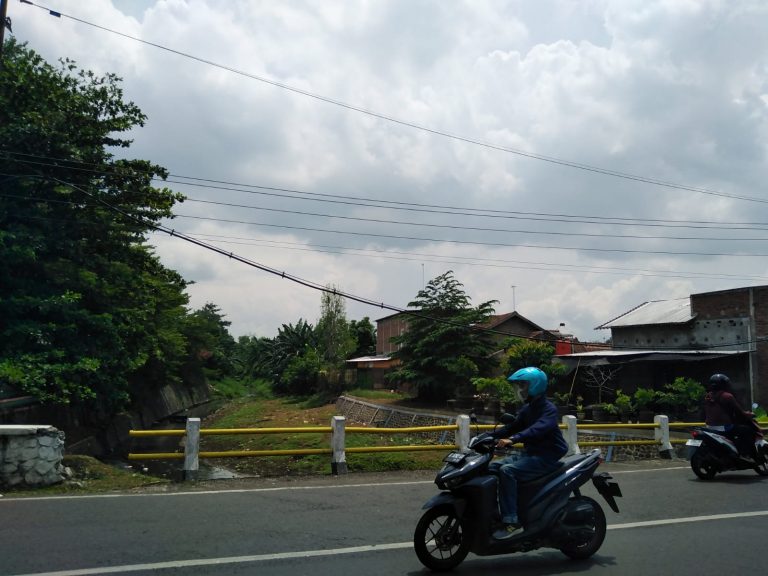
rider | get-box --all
[489,367,568,540]
[703,373,764,458]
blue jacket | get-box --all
[492,395,568,461]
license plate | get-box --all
[443,451,467,464]
[686,439,702,447]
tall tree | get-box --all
[315,286,354,369]
[0,40,190,410]
[349,317,377,358]
[387,271,498,402]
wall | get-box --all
[692,286,768,407]
[376,313,410,355]
[0,425,65,488]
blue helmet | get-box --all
[508,367,548,397]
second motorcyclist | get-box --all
[489,367,568,540]
[704,373,765,459]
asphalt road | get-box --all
[1,459,766,576]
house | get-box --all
[555,286,768,407]
[347,310,571,388]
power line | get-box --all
[35,173,759,351]
[176,231,768,282]
[19,1,768,206]
[181,196,768,242]
[173,213,768,258]
[5,152,768,232]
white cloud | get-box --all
[12,0,768,341]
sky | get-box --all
[8,0,768,343]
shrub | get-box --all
[633,387,658,411]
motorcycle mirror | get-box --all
[469,411,478,425]
[499,412,517,425]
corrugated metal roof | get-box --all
[596,298,693,330]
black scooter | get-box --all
[687,420,768,480]
[414,421,622,571]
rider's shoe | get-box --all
[493,523,523,540]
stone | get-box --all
[24,469,43,485]
[38,435,54,447]
[35,459,53,476]
[20,459,35,472]
[38,446,55,461]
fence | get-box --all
[128,414,696,480]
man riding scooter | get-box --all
[489,367,568,540]
[704,373,767,459]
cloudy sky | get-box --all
[10,0,768,342]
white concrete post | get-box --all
[331,415,348,474]
[654,414,674,459]
[456,415,470,451]
[562,415,581,456]
[183,417,201,481]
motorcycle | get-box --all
[413,419,622,572]
[686,408,768,480]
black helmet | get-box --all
[708,373,731,391]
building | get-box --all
[555,286,768,406]
[348,310,578,388]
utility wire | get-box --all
[19,1,768,206]
[11,173,765,350]
[175,232,768,282]
[173,213,768,258]
[5,152,768,231]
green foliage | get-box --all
[633,387,658,411]
[315,287,354,369]
[182,303,237,380]
[387,271,498,402]
[209,377,273,400]
[472,376,518,405]
[501,338,567,391]
[754,405,767,422]
[279,348,323,396]
[614,390,634,413]
[348,317,376,358]
[0,40,210,411]
[657,377,705,413]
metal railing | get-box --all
[128,414,699,480]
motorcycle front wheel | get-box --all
[413,504,471,572]
[558,496,607,560]
[691,449,718,480]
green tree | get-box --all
[349,316,377,358]
[181,303,237,380]
[263,319,316,394]
[0,40,194,410]
[387,271,497,402]
[315,286,354,369]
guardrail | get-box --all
[128,414,699,480]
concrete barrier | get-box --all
[0,425,65,488]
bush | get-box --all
[657,377,705,414]
[472,376,518,405]
[633,387,658,411]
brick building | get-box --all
[556,286,768,407]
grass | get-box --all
[0,455,168,497]
[200,395,449,477]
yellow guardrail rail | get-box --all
[128,413,709,479]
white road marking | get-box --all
[608,509,768,530]
[0,480,434,501]
[7,510,768,576]
[1,463,693,502]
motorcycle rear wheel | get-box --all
[559,496,607,560]
[414,504,471,572]
[691,450,717,480]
